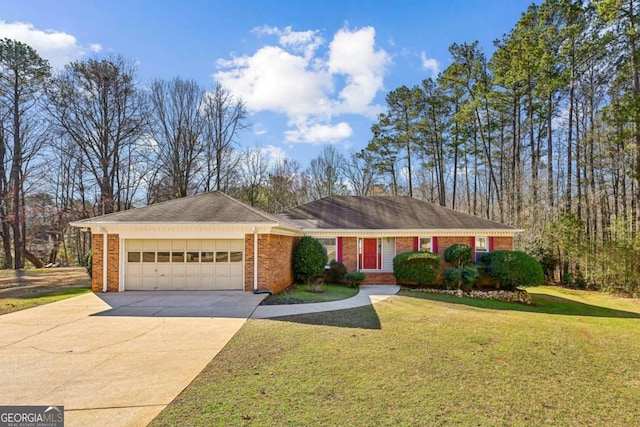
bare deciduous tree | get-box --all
[147,77,205,200]
[202,82,249,192]
[45,55,147,214]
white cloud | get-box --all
[421,51,440,78]
[284,121,352,145]
[0,20,101,68]
[215,25,390,145]
[261,144,288,162]
[253,123,268,136]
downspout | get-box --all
[102,228,108,293]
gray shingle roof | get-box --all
[73,191,282,224]
[278,196,516,230]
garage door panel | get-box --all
[229,264,243,276]
[215,265,230,276]
[215,240,230,250]
[128,263,142,275]
[126,239,244,291]
[157,240,171,250]
[142,240,157,251]
[185,276,200,289]
[186,264,199,277]
[157,275,171,290]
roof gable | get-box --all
[278,196,516,230]
[74,191,281,224]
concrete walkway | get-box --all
[0,291,266,427]
[251,285,400,318]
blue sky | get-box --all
[2,0,535,165]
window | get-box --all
[157,252,170,262]
[475,237,489,261]
[316,238,337,263]
[216,252,229,262]
[142,252,155,262]
[419,237,431,252]
[172,252,185,262]
[230,251,243,262]
[186,252,199,262]
[128,252,140,262]
[201,252,214,262]
[475,237,488,252]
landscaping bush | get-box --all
[308,277,325,293]
[460,265,479,291]
[442,265,479,291]
[393,251,441,286]
[85,251,92,278]
[324,260,347,283]
[345,272,366,288]
[442,268,460,290]
[293,236,328,284]
[482,250,545,291]
[444,244,472,268]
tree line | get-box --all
[1,0,639,294]
[362,0,640,294]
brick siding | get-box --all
[91,233,120,292]
[341,237,358,273]
[395,236,415,254]
[245,234,298,293]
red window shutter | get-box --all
[337,237,343,262]
[470,236,476,262]
[489,236,494,252]
[413,237,419,251]
[432,237,438,253]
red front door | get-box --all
[362,238,378,269]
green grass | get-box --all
[262,283,359,305]
[151,286,640,426]
[0,287,91,315]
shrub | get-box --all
[293,236,328,284]
[85,251,92,278]
[460,265,480,291]
[442,265,479,291]
[324,260,347,283]
[444,244,472,268]
[393,251,441,286]
[442,268,460,290]
[307,277,325,293]
[482,250,545,291]
[345,272,366,288]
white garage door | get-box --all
[125,239,244,290]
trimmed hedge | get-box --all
[444,244,472,268]
[293,236,328,284]
[443,265,479,291]
[393,251,441,285]
[345,272,366,288]
[482,250,545,290]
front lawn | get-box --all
[151,286,640,426]
[0,267,91,315]
[0,287,91,315]
[262,283,359,305]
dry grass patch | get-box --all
[0,267,90,314]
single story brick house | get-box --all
[71,191,521,294]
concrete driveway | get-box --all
[0,291,266,427]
